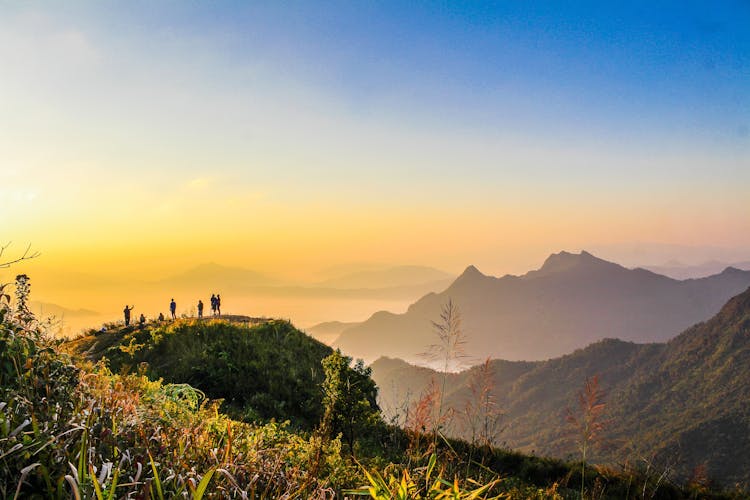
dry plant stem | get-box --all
[423,299,467,443]
[566,374,608,499]
[0,242,40,269]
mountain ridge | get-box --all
[335,250,750,363]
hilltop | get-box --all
[67,317,336,428]
[336,250,750,363]
[372,285,750,486]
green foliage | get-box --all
[321,350,381,455]
[69,318,334,429]
[348,453,507,499]
[0,275,80,497]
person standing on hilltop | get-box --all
[197,299,204,319]
[216,294,221,316]
[138,313,146,327]
[123,305,134,326]
[170,298,177,320]
[210,294,217,316]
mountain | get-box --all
[371,285,750,485]
[29,301,99,318]
[305,320,360,344]
[157,262,280,290]
[335,251,750,363]
[316,265,454,289]
[641,260,750,280]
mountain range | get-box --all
[28,301,99,319]
[156,262,280,290]
[371,285,750,485]
[334,250,750,363]
[640,260,750,280]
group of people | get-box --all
[122,293,222,326]
[197,294,222,318]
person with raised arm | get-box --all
[123,305,134,326]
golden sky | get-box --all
[1,3,749,330]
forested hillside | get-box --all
[372,286,750,487]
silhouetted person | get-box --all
[170,298,177,319]
[197,299,204,318]
[123,305,134,326]
[210,294,217,316]
[216,294,221,316]
[138,313,146,326]
[158,312,165,321]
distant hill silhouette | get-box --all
[29,300,99,318]
[316,265,453,289]
[371,285,750,485]
[154,262,451,302]
[640,260,750,279]
[335,250,750,363]
[157,262,281,290]
[305,320,360,345]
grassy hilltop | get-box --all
[67,318,334,429]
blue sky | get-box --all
[22,1,749,143]
[1,1,749,277]
[132,1,749,142]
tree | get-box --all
[320,350,380,456]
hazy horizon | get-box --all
[10,246,750,338]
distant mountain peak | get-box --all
[456,264,485,281]
[720,266,744,275]
[463,264,482,275]
[537,250,610,273]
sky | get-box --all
[2,1,749,292]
